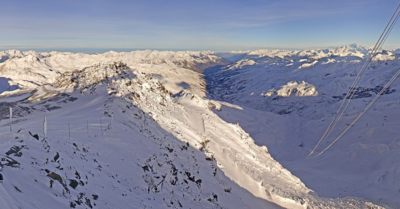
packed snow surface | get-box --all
[0,45,399,208]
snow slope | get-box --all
[0,71,280,209]
[206,45,400,207]
[0,47,393,208]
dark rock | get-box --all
[92,194,98,200]
[29,131,39,140]
[69,180,79,189]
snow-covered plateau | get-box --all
[0,44,399,208]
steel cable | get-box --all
[307,4,400,158]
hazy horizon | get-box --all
[1,0,399,52]
[0,43,393,54]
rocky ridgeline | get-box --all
[0,79,265,208]
[53,62,129,89]
[51,62,174,109]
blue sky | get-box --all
[1,0,399,52]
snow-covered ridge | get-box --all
[0,49,228,73]
[217,44,398,61]
[1,61,283,208]
[0,91,278,208]
[222,59,256,70]
[0,50,222,97]
[41,63,388,207]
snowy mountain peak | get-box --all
[332,44,372,56]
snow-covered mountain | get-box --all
[0,50,231,98]
[0,46,398,208]
[0,65,281,209]
[207,45,400,208]
[216,44,374,62]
